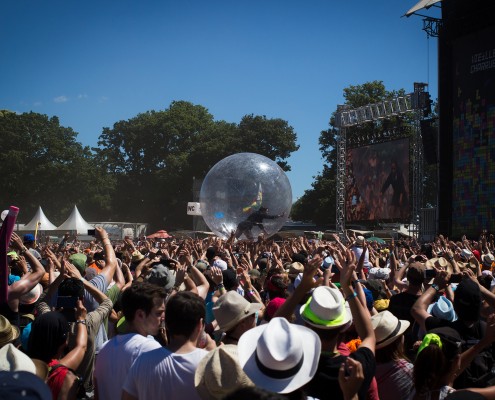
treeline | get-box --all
[0,102,298,231]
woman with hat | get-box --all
[410,323,495,400]
[371,311,413,400]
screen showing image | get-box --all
[451,25,495,237]
[346,138,410,222]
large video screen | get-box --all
[451,25,495,237]
[346,138,410,222]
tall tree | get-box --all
[0,111,113,224]
[95,101,299,230]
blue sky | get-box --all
[0,0,440,202]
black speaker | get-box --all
[421,119,438,164]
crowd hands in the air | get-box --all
[3,228,495,400]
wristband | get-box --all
[20,246,28,255]
[431,283,440,291]
[345,292,357,302]
[75,320,86,325]
[216,283,225,290]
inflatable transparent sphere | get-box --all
[200,153,292,239]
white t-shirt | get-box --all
[123,347,208,400]
[351,246,372,268]
[94,333,161,400]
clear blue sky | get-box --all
[0,0,440,202]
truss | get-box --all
[334,84,428,238]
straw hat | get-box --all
[425,257,453,274]
[482,254,495,269]
[299,286,351,330]
[288,262,304,278]
[194,345,254,399]
[371,311,410,349]
[212,291,262,332]
[238,317,321,394]
[0,316,20,347]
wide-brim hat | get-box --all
[371,310,410,349]
[131,251,144,263]
[288,262,304,278]
[482,254,495,269]
[195,344,254,399]
[20,283,43,305]
[427,296,457,322]
[425,257,453,274]
[0,316,20,347]
[212,291,262,332]
[457,260,478,273]
[299,286,351,330]
[238,317,321,394]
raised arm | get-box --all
[95,228,117,286]
[59,300,88,371]
[340,250,375,353]
[8,232,45,299]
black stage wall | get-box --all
[438,0,495,237]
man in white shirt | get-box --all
[123,291,210,400]
[94,282,165,399]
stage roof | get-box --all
[405,0,441,16]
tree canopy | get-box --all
[0,111,114,223]
[95,101,299,230]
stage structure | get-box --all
[334,83,431,238]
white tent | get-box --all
[57,206,94,235]
[21,206,57,231]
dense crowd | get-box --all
[2,227,495,400]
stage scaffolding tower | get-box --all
[334,84,429,239]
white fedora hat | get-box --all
[299,286,351,330]
[427,296,457,322]
[371,311,410,349]
[237,317,321,394]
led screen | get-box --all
[451,25,495,237]
[346,138,410,222]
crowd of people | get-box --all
[2,227,495,400]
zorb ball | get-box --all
[200,153,292,239]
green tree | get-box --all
[95,101,299,230]
[0,111,113,224]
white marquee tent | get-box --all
[56,205,94,235]
[21,206,57,231]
